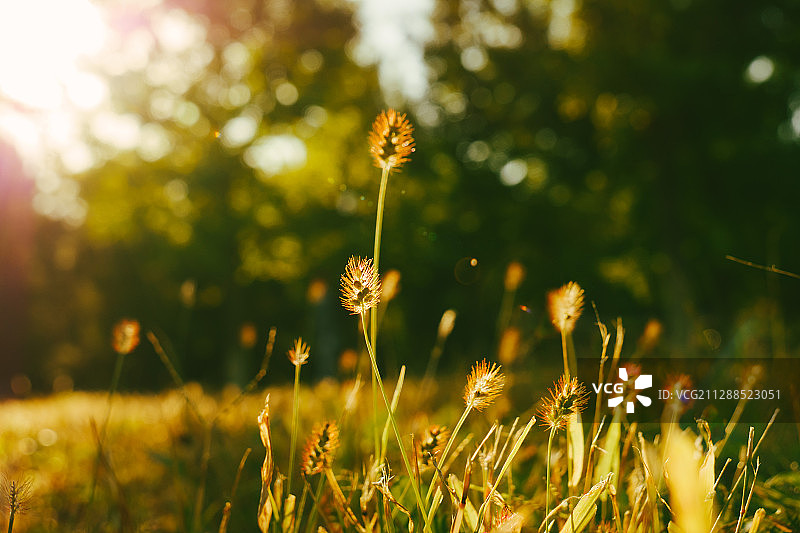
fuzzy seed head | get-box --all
[3,476,32,516]
[538,375,588,431]
[300,421,340,476]
[464,359,505,411]
[287,337,310,366]
[368,109,415,172]
[504,261,526,292]
[340,256,381,315]
[437,309,457,339]
[112,319,140,355]
[417,425,449,468]
[547,282,584,334]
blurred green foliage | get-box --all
[4,0,800,392]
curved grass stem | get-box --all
[288,363,302,497]
[425,404,471,504]
[360,312,432,533]
[544,427,556,532]
[370,165,391,461]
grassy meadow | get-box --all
[3,110,800,533]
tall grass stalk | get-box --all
[302,475,327,533]
[288,362,302,496]
[89,350,127,503]
[369,164,391,462]
[543,426,556,533]
[359,312,432,533]
[427,360,504,506]
[425,405,471,504]
[367,109,415,462]
[560,331,570,379]
[473,416,535,531]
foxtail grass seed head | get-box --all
[368,109,415,172]
[547,282,584,334]
[504,261,526,292]
[437,309,457,339]
[3,477,32,516]
[301,421,340,476]
[637,318,663,353]
[498,327,521,366]
[287,337,310,366]
[538,375,588,431]
[464,359,506,411]
[112,318,140,355]
[239,322,258,349]
[417,425,449,468]
[340,256,381,315]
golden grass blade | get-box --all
[283,494,297,532]
[257,394,273,533]
[664,430,712,533]
[474,416,536,532]
[380,365,406,464]
[568,411,584,490]
[635,434,661,531]
[448,473,479,533]
[425,486,444,528]
[748,508,766,533]
[324,468,364,532]
[594,410,621,498]
[558,473,613,533]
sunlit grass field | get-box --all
[4,110,800,533]
[2,367,800,532]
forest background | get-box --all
[1,0,798,395]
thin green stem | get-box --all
[370,165,391,461]
[545,427,556,532]
[90,351,126,504]
[360,313,432,533]
[372,366,381,464]
[104,352,126,432]
[8,509,15,533]
[560,330,570,379]
[372,165,390,281]
[425,404,471,504]
[288,363,302,496]
[292,483,309,533]
[192,424,213,533]
[304,475,326,533]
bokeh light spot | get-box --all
[244,134,307,177]
[19,437,38,455]
[275,81,299,106]
[38,428,59,447]
[745,56,774,84]
[299,49,324,73]
[455,257,481,284]
[461,46,488,72]
[221,115,259,148]
[500,159,528,186]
